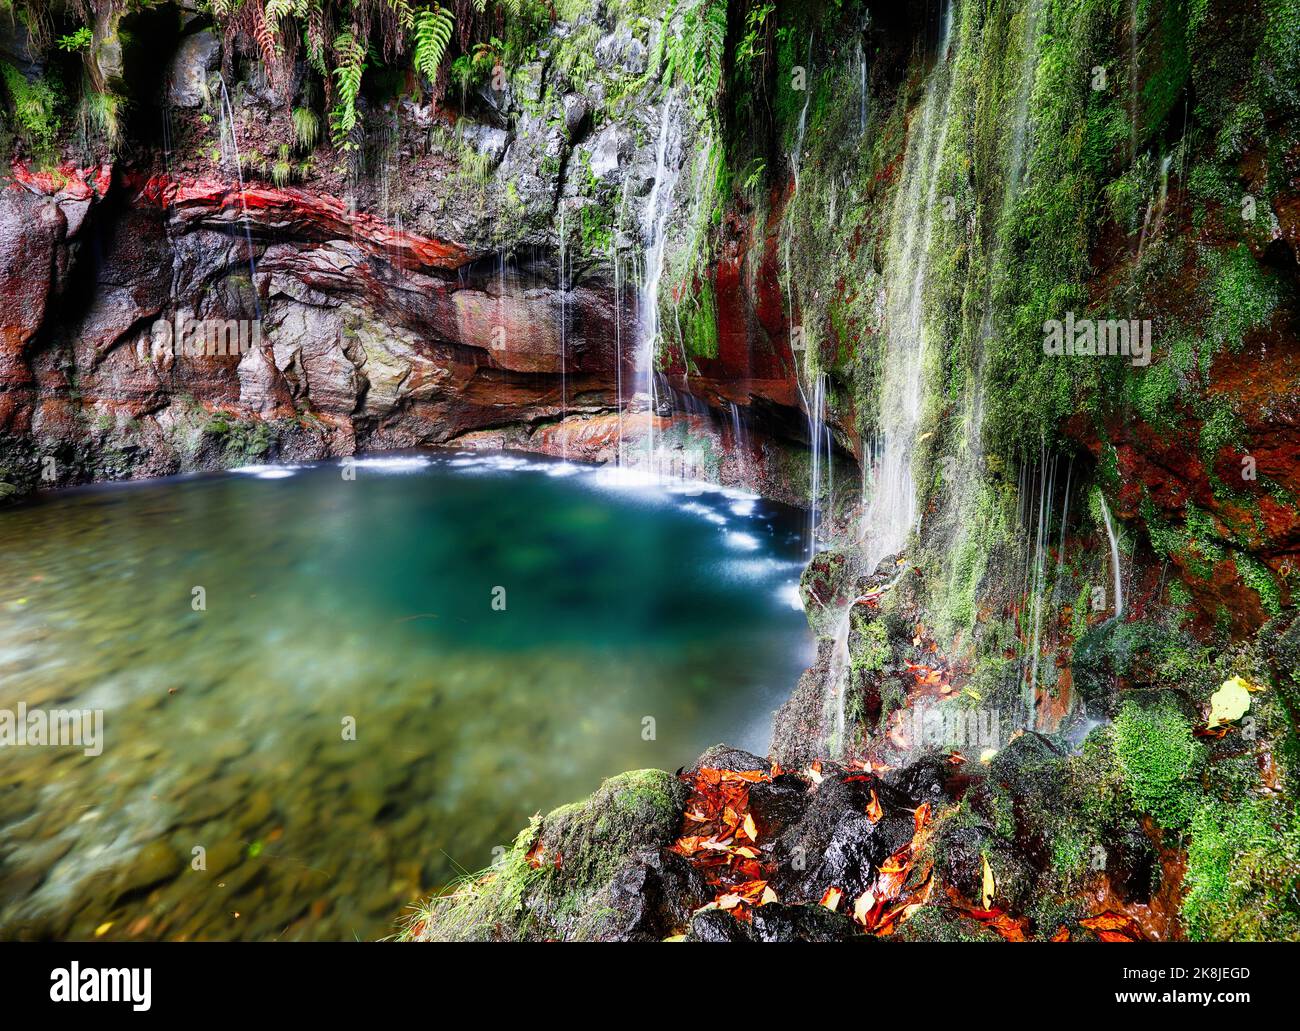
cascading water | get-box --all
[636,90,684,478]
[861,0,957,570]
[558,202,569,464]
[1099,492,1126,621]
[807,373,827,559]
[216,75,262,319]
[824,2,958,756]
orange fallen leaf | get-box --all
[820,886,843,911]
[866,788,883,824]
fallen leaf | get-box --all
[820,886,843,911]
[981,855,995,910]
[1207,676,1254,728]
[866,788,883,824]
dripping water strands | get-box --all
[1099,491,1126,623]
[863,0,956,570]
[216,75,261,321]
[821,2,959,760]
[636,89,684,480]
[1020,444,1062,729]
[807,373,827,560]
[957,0,1043,534]
[558,202,569,465]
[1137,152,1174,262]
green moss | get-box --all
[403,768,685,942]
[1235,552,1283,616]
[850,614,890,675]
[1112,696,1203,830]
[1183,799,1300,941]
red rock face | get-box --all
[661,187,806,414]
[0,165,822,501]
[0,166,639,488]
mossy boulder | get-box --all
[405,769,695,942]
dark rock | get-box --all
[683,744,768,777]
[168,29,220,108]
[746,774,810,841]
[601,849,708,942]
[770,774,914,902]
[685,909,754,942]
[750,903,860,942]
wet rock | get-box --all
[116,840,184,898]
[771,774,914,902]
[586,126,621,179]
[686,908,753,942]
[769,667,830,769]
[746,774,811,841]
[597,849,708,941]
[683,744,768,777]
[750,902,860,942]
[461,123,509,165]
[168,29,220,108]
[562,93,592,143]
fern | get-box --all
[413,5,455,84]
[329,30,365,150]
[386,0,415,31]
[264,0,301,35]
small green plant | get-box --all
[78,88,122,149]
[272,144,293,187]
[56,27,94,52]
[291,106,320,152]
[1112,696,1203,830]
[1,62,62,157]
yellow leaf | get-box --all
[820,886,842,911]
[663,934,686,942]
[760,885,778,906]
[742,812,758,843]
[1208,676,1253,728]
[981,855,995,910]
[94,921,113,937]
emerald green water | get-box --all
[0,451,811,940]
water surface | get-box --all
[0,451,810,940]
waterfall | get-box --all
[821,5,960,758]
[861,0,957,569]
[1099,492,1125,621]
[216,75,261,319]
[558,202,569,464]
[637,90,684,478]
[1023,446,1059,726]
[807,373,827,558]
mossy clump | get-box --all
[1111,696,1203,830]
[1182,798,1300,941]
[401,769,687,942]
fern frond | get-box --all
[386,0,415,31]
[413,5,455,84]
[330,29,366,149]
